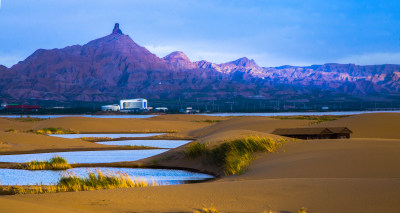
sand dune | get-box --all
[2,138,399,213]
[188,116,311,138]
[0,132,115,154]
[315,113,400,139]
[234,138,400,179]
[1,113,400,212]
[0,118,32,131]
[28,116,211,133]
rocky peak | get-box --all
[111,23,123,35]
[163,51,197,70]
[230,57,259,68]
[163,51,191,62]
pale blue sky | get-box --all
[0,0,399,67]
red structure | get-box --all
[5,104,40,112]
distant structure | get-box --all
[180,107,200,114]
[272,127,352,139]
[120,99,148,112]
[155,107,168,112]
[102,99,148,113]
[101,104,120,112]
[1,104,40,112]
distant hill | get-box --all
[1,23,400,103]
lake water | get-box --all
[2,111,398,119]
[0,115,158,119]
[96,140,191,149]
[199,111,400,117]
[0,150,167,164]
[49,133,165,139]
[0,167,214,185]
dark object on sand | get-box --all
[272,127,352,139]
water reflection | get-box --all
[0,149,167,164]
[0,167,214,185]
[49,133,165,139]
[96,140,191,149]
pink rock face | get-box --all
[1,23,400,102]
[163,51,197,70]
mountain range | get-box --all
[1,23,400,103]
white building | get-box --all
[101,104,121,111]
[120,99,148,111]
[155,107,168,112]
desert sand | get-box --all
[0,113,399,212]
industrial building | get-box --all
[101,99,148,112]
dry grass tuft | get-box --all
[19,156,71,170]
[298,207,307,213]
[185,142,207,159]
[193,206,219,213]
[5,129,18,133]
[27,127,79,135]
[80,136,112,142]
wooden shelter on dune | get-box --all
[272,127,352,139]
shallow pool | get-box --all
[0,149,167,164]
[49,133,165,139]
[96,140,191,149]
[0,167,214,185]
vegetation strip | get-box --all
[27,127,79,134]
[185,136,284,175]
[0,170,155,194]
[17,156,71,170]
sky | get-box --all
[0,0,399,67]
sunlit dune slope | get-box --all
[187,116,311,138]
[315,113,400,139]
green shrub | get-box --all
[185,136,283,175]
[185,142,208,158]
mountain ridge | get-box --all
[1,23,400,103]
